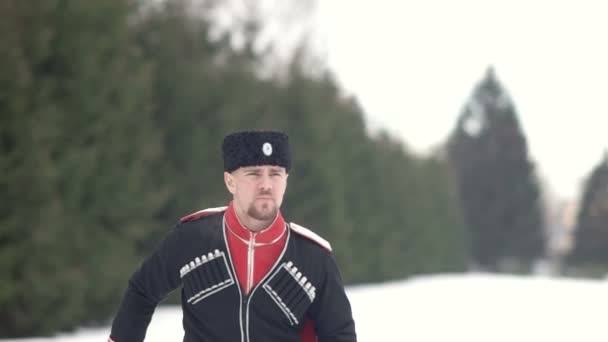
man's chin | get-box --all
[248,206,278,222]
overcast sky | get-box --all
[313,0,608,201]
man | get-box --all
[108,130,357,342]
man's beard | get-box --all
[247,201,278,221]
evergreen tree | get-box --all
[0,0,165,336]
[568,152,608,272]
[352,134,468,281]
[269,61,469,282]
[447,67,545,272]
[131,0,230,230]
[1,0,471,336]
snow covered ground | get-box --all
[4,273,607,342]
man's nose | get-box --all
[259,175,272,191]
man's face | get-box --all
[224,165,288,223]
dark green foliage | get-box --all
[447,67,545,272]
[263,64,469,283]
[1,0,468,336]
[339,134,468,282]
[567,153,608,270]
[0,0,166,336]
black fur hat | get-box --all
[222,130,291,172]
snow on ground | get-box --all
[3,273,607,342]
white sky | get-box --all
[314,0,608,201]
[7,274,607,342]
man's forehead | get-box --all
[239,165,286,172]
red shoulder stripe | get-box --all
[180,206,227,223]
[290,222,332,252]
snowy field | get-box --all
[3,273,607,342]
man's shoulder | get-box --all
[169,206,226,245]
[289,222,332,252]
[179,206,227,224]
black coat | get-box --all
[110,212,357,342]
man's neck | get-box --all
[225,202,287,245]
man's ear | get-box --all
[224,172,236,194]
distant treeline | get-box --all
[1,0,607,338]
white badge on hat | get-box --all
[262,142,273,156]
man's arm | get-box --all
[109,226,184,342]
[309,253,357,342]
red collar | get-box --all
[224,201,286,243]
